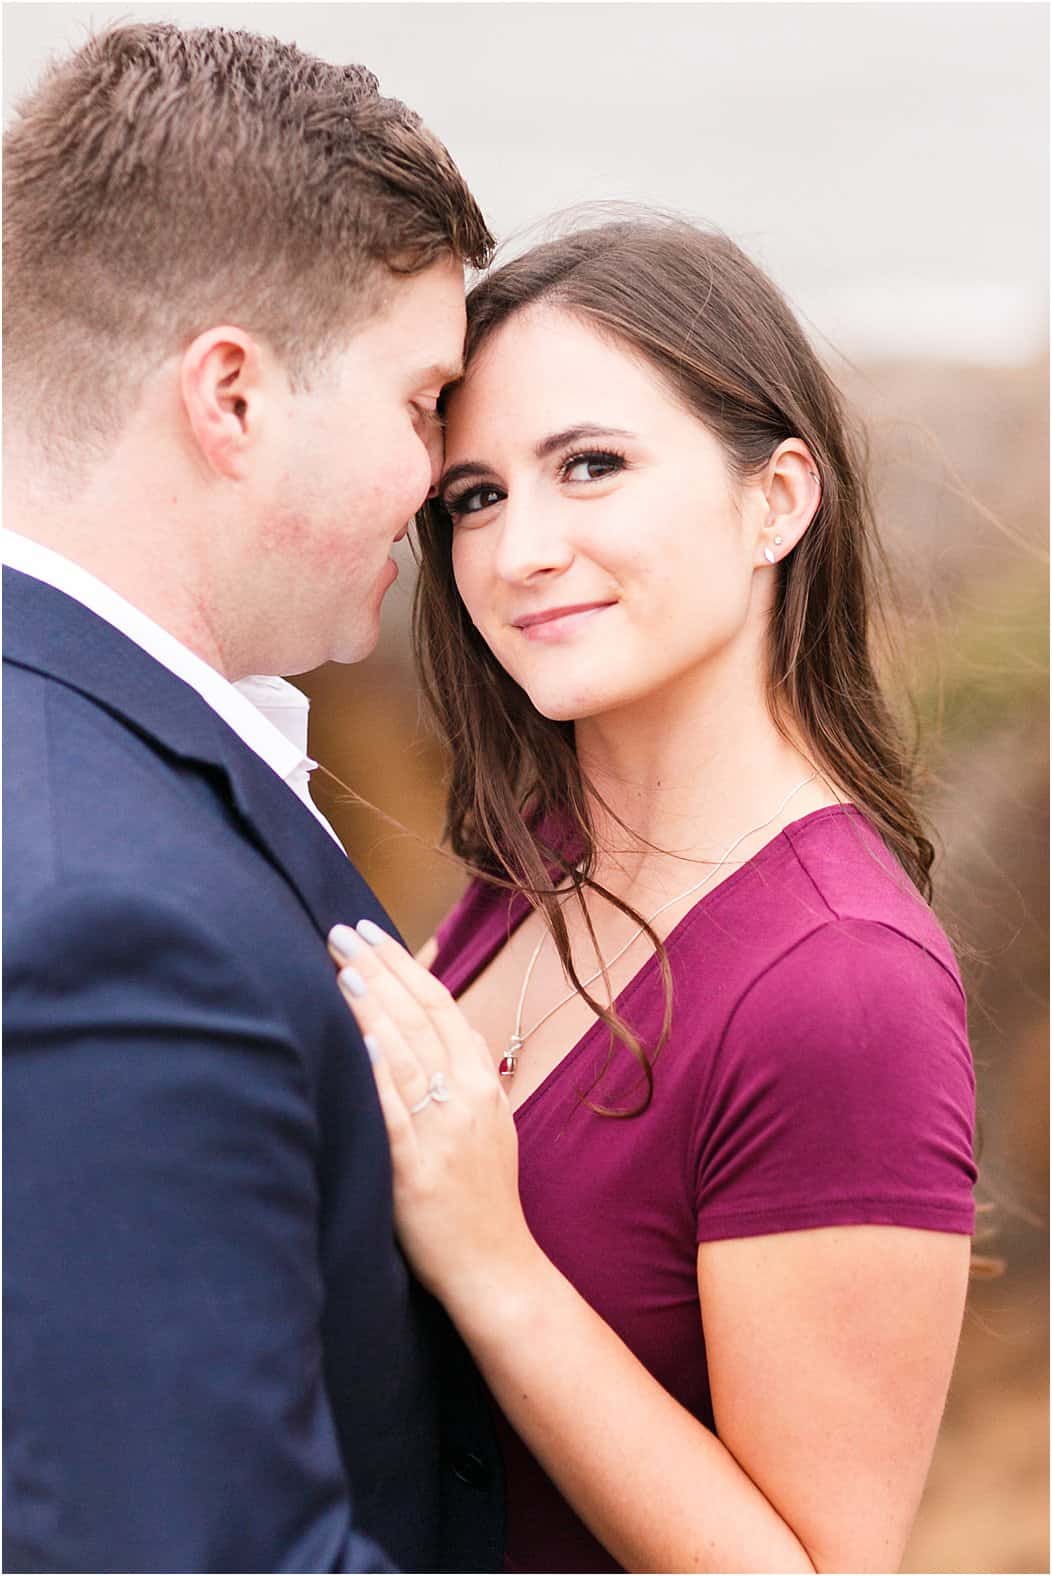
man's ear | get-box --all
[179,327,266,479]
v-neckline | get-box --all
[452,804,858,1126]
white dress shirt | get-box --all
[1,529,344,850]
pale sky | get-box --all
[4,1,1047,364]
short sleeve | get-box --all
[693,919,978,1243]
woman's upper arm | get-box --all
[697,1223,969,1573]
[690,920,976,1570]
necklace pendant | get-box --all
[499,1037,523,1079]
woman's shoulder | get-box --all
[662,803,972,1093]
[737,804,962,993]
[430,873,528,995]
[660,806,965,1060]
[700,809,974,1130]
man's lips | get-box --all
[512,600,615,631]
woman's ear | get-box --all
[755,439,822,568]
[179,326,265,480]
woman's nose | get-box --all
[494,498,575,583]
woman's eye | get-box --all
[413,402,442,429]
[561,451,624,484]
[443,484,505,519]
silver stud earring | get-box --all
[773,535,784,546]
[763,546,776,564]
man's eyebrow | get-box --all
[439,424,638,496]
[415,361,463,388]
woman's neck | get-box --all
[572,651,839,905]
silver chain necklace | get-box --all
[498,773,818,1078]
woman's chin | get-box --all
[523,683,614,725]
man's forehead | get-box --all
[374,255,467,378]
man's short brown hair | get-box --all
[3,23,493,460]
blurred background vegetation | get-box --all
[300,350,1049,1575]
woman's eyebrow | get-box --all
[439,425,639,496]
[534,424,639,458]
[438,459,489,494]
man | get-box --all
[3,23,502,1572]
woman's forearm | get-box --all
[445,1241,816,1575]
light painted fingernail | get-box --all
[328,924,360,961]
[339,967,367,999]
[363,1033,382,1064]
[357,919,392,947]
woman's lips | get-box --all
[512,601,616,642]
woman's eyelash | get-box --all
[441,481,501,517]
[442,447,628,520]
[557,446,627,480]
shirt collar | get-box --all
[1,529,311,786]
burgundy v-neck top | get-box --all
[431,806,978,1573]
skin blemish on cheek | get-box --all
[259,510,314,554]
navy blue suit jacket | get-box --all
[3,568,504,1573]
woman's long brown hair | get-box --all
[413,219,935,1115]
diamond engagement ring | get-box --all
[408,1070,451,1115]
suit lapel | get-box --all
[3,567,402,943]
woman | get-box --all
[327,220,977,1573]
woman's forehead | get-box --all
[446,307,685,442]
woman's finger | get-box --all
[363,1030,422,1177]
[337,969,433,1113]
[330,926,451,1073]
[345,920,497,1076]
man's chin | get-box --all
[328,616,381,668]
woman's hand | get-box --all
[327,920,536,1302]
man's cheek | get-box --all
[364,468,429,533]
[260,505,314,557]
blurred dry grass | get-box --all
[299,353,1049,1575]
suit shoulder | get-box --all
[5,668,236,900]
[6,875,280,1007]
[3,659,61,893]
